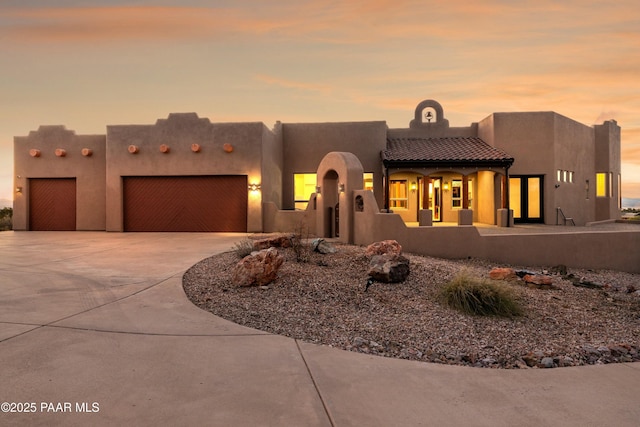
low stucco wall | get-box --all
[262,201,315,235]
[352,190,640,274]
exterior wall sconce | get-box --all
[191,143,201,153]
[315,186,321,194]
[585,179,590,199]
[159,144,170,154]
[223,143,234,153]
[55,148,66,157]
[128,145,139,154]
[248,183,261,192]
[29,149,41,157]
[411,181,417,192]
[81,148,93,157]
[16,186,22,194]
[443,181,450,191]
[338,183,345,193]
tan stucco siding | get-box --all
[282,121,387,210]
[105,114,267,231]
[13,126,106,231]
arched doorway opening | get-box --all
[321,169,339,237]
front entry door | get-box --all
[509,175,544,223]
[429,177,442,222]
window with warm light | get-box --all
[389,180,408,209]
[452,180,462,207]
[596,173,608,197]
[363,173,374,191]
[294,173,317,210]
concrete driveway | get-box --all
[1,232,639,426]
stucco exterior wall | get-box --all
[261,122,283,208]
[281,121,387,210]
[551,114,597,225]
[13,126,106,231]
[105,113,267,232]
[353,190,640,274]
[594,120,621,221]
[482,112,620,225]
[477,171,495,223]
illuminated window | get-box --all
[568,171,574,183]
[294,173,317,210]
[609,172,613,197]
[452,180,462,208]
[618,174,622,209]
[596,173,607,197]
[557,170,562,182]
[363,173,374,191]
[389,180,408,209]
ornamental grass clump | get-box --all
[440,272,522,317]
[233,238,254,259]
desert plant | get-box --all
[0,207,12,231]
[291,222,311,263]
[440,271,522,317]
[233,238,254,258]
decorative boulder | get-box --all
[311,238,337,254]
[523,274,556,289]
[232,247,284,287]
[253,234,294,250]
[368,253,410,283]
[365,240,402,257]
[489,267,516,280]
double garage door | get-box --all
[123,176,248,232]
[28,176,248,232]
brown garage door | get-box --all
[123,176,248,232]
[29,178,77,231]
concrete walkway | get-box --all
[0,232,638,427]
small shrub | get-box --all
[0,207,12,231]
[233,238,254,259]
[291,222,311,263]
[440,272,522,317]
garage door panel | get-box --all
[123,176,247,232]
[29,178,76,231]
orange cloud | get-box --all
[1,7,231,43]
[253,74,333,95]
[3,1,638,48]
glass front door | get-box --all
[509,175,543,223]
[429,177,442,222]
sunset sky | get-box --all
[1,0,639,206]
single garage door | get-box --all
[123,176,248,232]
[29,178,77,231]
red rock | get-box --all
[489,267,516,280]
[232,247,284,287]
[523,274,553,286]
[365,240,402,257]
[253,234,294,250]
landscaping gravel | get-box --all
[182,242,640,369]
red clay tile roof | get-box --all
[383,137,514,166]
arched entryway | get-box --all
[315,152,364,243]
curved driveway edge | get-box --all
[1,232,638,426]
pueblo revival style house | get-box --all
[13,99,621,239]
